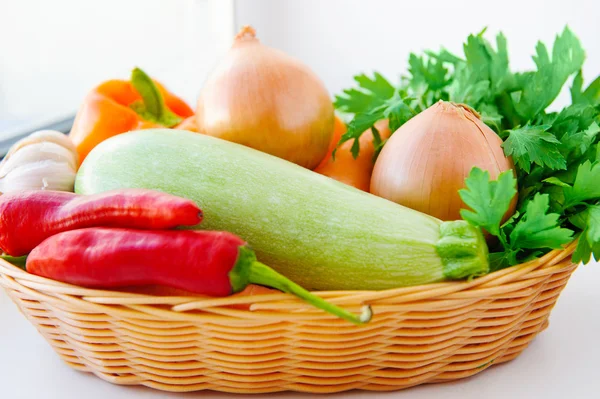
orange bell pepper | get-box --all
[69,68,194,161]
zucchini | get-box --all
[75,129,489,290]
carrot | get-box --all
[314,119,391,192]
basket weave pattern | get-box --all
[0,242,577,394]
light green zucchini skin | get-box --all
[75,129,488,290]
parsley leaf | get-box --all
[462,31,493,83]
[552,104,598,134]
[408,53,452,92]
[460,171,571,266]
[573,205,600,263]
[447,65,490,105]
[489,251,515,271]
[570,70,600,106]
[586,205,600,243]
[463,31,512,95]
[571,70,585,104]
[508,193,573,249]
[446,32,512,108]
[336,112,381,158]
[478,104,503,130]
[563,161,600,208]
[424,48,463,65]
[382,92,417,132]
[543,176,571,188]
[583,76,600,105]
[487,33,512,93]
[512,27,585,120]
[459,168,517,236]
[559,121,600,158]
[334,72,395,114]
[337,91,416,158]
[501,125,566,173]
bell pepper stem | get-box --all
[229,246,372,325]
[130,67,182,127]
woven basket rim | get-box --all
[0,241,577,312]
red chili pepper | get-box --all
[0,189,202,256]
[26,228,371,324]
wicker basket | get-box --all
[0,241,578,394]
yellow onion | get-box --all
[371,101,516,221]
[196,26,334,169]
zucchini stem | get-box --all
[436,220,490,279]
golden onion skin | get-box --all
[371,101,516,221]
[196,26,334,169]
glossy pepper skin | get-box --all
[26,228,372,324]
[0,189,202,257]
[69,68,194,161]
[28,228,240,296]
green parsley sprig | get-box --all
[336,26,600,268]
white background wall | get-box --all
[235,0,599,110]
[0,0,234,122]
[0,0,598,125]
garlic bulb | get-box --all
[0,130,79,194]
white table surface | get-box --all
[1,263,599,399]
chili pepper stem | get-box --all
[249,261,372,325]
[0,254,27,270]
[229,246,372,325]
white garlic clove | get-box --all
[0,159,76,194]
[0,141,78,178]
[1,129,79,169]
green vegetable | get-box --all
[460,169,573,269]
[512,27,584,120]
[75,129,489,290]
[573,206,600,263]
[501,124,566,173]
[459,168,517,237]
[563,161,600,208]
[337,26,600,267]
[335,89,416,158]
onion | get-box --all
[196,26,334,169]
[371,101,516,221]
